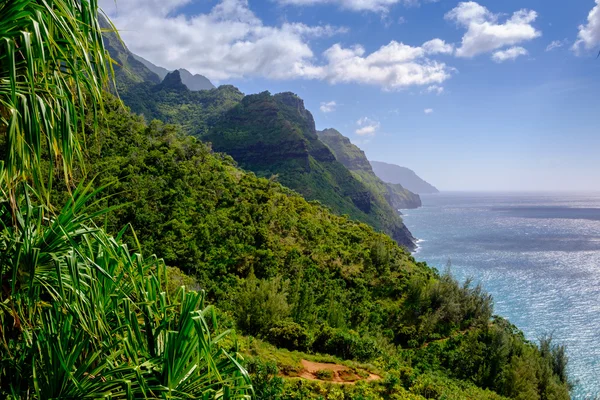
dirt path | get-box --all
[295,359,381,385]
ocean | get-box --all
[402,192,600,399]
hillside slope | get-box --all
[371,160,439,194]
[203,91,416,248]
[99,17,161,87]
[101,34,417,248]
[61,98,571,400]
[318,128,421,210]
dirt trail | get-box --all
[295,359,381,385]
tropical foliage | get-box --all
[0,1,572,398]
[0,185,251,398]
[63,97,572,399]
[0,0,109,195]
[0,0,251,398]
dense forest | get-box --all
[0,1,573,399]
[65,96,571,399]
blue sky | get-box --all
[101,0,600,191]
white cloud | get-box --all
[273,0,434,13]
[355,117,380,136]
[445,2,541,58]
[100,0,340,81]
[424,108,434,114]
[492,46,528,62]
[100,0,454,90]
[320,101,337,113]
[320,39,454,90]
[422,38,455,55]
[425,85,444,94]
[546,39,568,52]
[573,0,600,53]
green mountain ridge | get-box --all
[371,160,440,194]
[202,91,416,248]
[317,128,421,211]
[100,16,161,87]
[109,50,417,248]
[132,53,216,91]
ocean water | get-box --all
[402,192,600,399]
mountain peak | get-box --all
[177,68,216,91]
[157,70,188,92]
[274,92,304,108]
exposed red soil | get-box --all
[294,359,381,385]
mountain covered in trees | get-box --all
[72,96,571,400]
[203,91,416,248]
[371,160,440,194]
[64,26,575,400]
[1,4,573,399]
[318,128,421,210]
[103,34,417,248]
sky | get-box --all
[100,0,600,191]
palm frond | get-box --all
[0,185,253,398]
[0,0,110,197]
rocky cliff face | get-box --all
[203,92,416,249]
[317,128,422,210]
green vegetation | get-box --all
[203,91,416,248]
[317,128,421,210]
[100,35,418,248]
[0,1,250,398]
[118,70,245,135]
[66,97,571,399]
[0,3,571,397]
[0,188,251,398]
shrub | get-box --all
[267,321,311,351]
[246,359,284,400]
[315,369,334,380]
[234,275,290,335]
[166,266,202,296]
[313,326,382,362]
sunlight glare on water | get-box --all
[403,192,600,399]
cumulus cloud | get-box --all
[320,39,454,90]
[492,46,528,62]
[100,0,340,81]
[100,0,454,90]
[320,101,337,113]
[424,108,434,114]
[445,2,541,58]
[573,0,600,53]
[273,0,435,13]
[355,117,380,136]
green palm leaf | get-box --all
[0,0,110,198]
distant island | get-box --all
[370,161,440,194]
